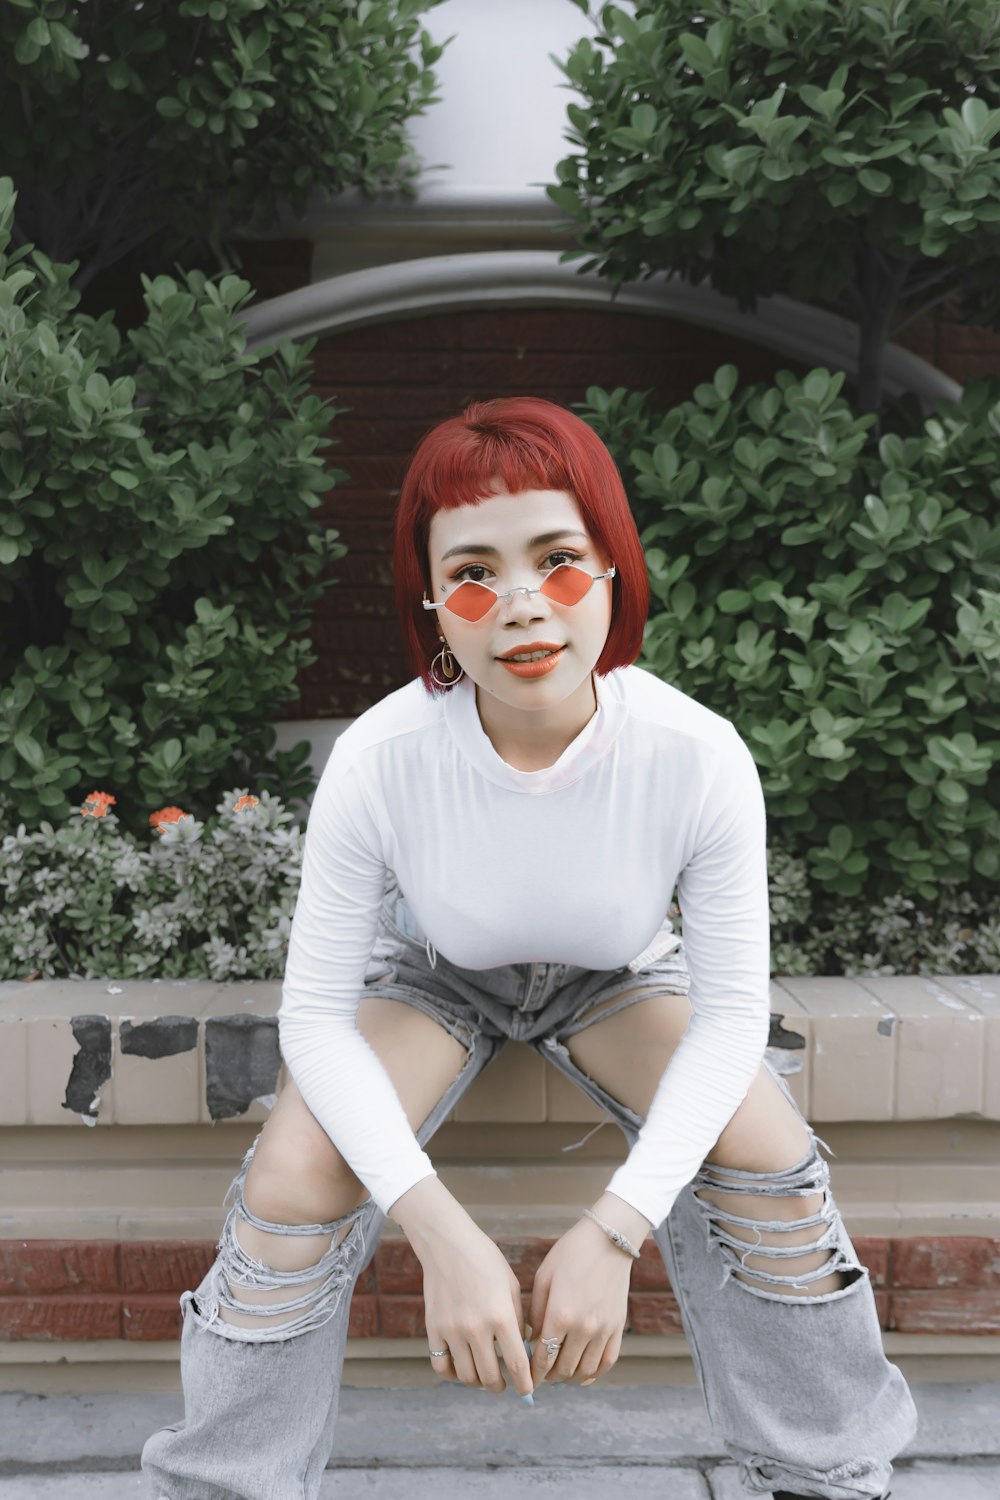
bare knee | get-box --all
[244,1076,368,1241]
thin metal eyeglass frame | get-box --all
[422,562,617,621]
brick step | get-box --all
[2,1233,999,1344]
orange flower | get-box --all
[80,791,116,818]
[149,806,192,834]
[232,795,260,813]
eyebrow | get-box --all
[440,529,589,562]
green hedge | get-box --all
[0,180,347,837]
[579,367,1000,903]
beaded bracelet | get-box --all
[581,1208,640,1259]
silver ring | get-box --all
[428,1347,449,1359]
[541,1335,565,1356]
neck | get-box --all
[474,674,599,770]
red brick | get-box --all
[120,1242,216,1294]
[313,351,459,385]
[631,1242,671,1291]
[122,1294,183,1342]
[891,1238,1000,1290]
[373,1241,423,1294]
[498,1238,552,1287]
[888,1290,1000,1335]
[348,1293,379,1338]
[0,1242,120,1296]
[378,1295,426,1339]
[0,1295,121,1340]
[627,1292,684,1335]
[874,1291,890,1329]
[852,1237,889,1289]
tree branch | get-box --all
[889,281,968,339]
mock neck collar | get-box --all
[442,668,628,794]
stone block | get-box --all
[114,1016,200,1125]
[0,1020,27,1124]
[0,1294,120,1340]
[627,1292,683,1335]
[120,1241,216,1294]
[348,1293,379,1338]
[379,1294,426,1339]
[891,1236,1000,1289]
[200,1013,281,1125]
[934,974,1000,1120]
[887,1288,1000,1334]
[497,1237,551,1288]
[774,978,894,1121]
[857,976,985,1117]
[0,1240,119,1295]
[122,1293,183,1341]
[630,1242,671,1291]
[26,1016,114,1126]
[851,1236,888,1289]
[373,1240,423,1294]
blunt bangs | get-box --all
[392,397,649,695]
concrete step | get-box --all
[2,1383,998,1468]
[2,1464,1000,1499]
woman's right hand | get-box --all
[390,1176,533,1396]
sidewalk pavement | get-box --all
[0,1382,997,1497]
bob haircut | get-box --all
[393,396,649,696]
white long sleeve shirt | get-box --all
[278,663,771,1227]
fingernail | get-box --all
[582,1377,597,1386]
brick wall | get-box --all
[2,1235,997,1342]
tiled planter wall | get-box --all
[2,973,999,1347]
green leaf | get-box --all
[858,168,892,195]
[714,364,738,400]
[631,103,657,137]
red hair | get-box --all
[392,397,649,695]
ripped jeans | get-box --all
[142,880,917,1500]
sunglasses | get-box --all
[422,563,617,624]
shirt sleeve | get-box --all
[604,724,771,1227]
[277,743,438,1216]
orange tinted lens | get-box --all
[541,565,591,606]
[446,582,495,621]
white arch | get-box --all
[242,249,960,407]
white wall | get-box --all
[405,0,602,198]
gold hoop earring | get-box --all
[429,637,464,687]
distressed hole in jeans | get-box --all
[213,1210,362,1336]
[694,1178,864,1299]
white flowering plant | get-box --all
[767,841,1000,978]
[2,790,997,983]
[0,788,304,982]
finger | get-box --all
[470,1336,505,1394]
[598,1325,624,1378]
[496,1327,533,1398]
[426,1331,455,1382]
[544,1328,590,1385]
[449,1342,483,1390]
[575,1334,610,1386]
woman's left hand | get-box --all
[527,1215,635,1390]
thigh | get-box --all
[247,995,470,1224]
[564,990,810,1171]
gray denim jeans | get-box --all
[142,879,917,1500]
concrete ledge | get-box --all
[1,974,997,1128]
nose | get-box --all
[498,584,549,622]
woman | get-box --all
[143,397,916,1500]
